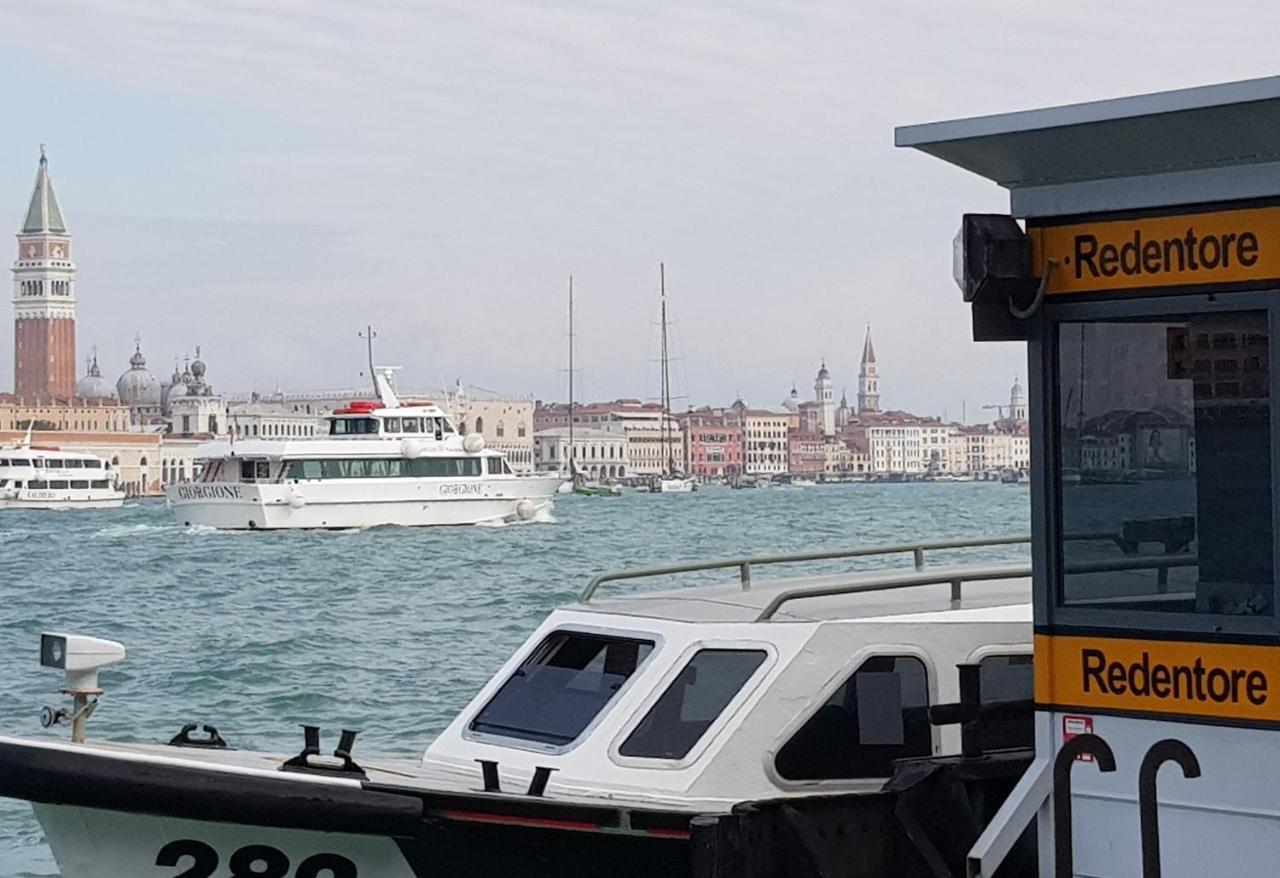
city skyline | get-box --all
[4,4,1274,414]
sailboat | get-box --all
[563,276,621,498]
[651,263,697,494]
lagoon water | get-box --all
[0,483,1029,876]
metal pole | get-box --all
[70,693,88,744]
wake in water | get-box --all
[93,522,182,539]
[475,505,558,528]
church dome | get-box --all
[817,361,830,381]
[116,342,162,406]
[781,385,800,412]
[76,354,114,399]
[1010,377,1026,402]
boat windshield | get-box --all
[469,631,654,747]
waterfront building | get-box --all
[533,427,629,479]
[447,386,534,473]
[735,404,790,476]
[534,399,682,477]
[679,407,744,480]
[856,326,880,414]
[814,361,835,435]
[114,339,165,425]
[0,398,131,433]
[12,147,77,400]
[836,390,852,429]
[226,401,324,439]
[787,431,827,476]
[76,351,114,400]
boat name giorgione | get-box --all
[174,484,245,501]
[440,483,483,496]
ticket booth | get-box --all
[899,78,1280,877]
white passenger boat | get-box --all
[165,375,562,529]
[0,536,1038,877]
[0,433,124,510]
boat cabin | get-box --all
[327,400,458,439]
[422,539,1033,808]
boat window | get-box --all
[1057,313,1273,618]
[33,460,43,468]
[774,655,930,780]
[9,459,29,467]
[384,417,401,433]
[84,460,101,469]
[28,480,46,489]
[0,479,5,487]
[486,457,503,474]
[977,654,1034,752]
[0,459,6,466]
[65,459,82,469]
[91,480,108,489]
[401,417,420,433]
[71,480,89,489]
[469,631,655,747]
[619,649,766,759]
[286,460,323,480]
[48,480,68,489]
[329,417,380,436]
[406,457,482,477]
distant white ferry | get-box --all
[0,436,125,510]
[166,376,563,530]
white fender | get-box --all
[463,434,486,454]
[401,438,426,459]
[515,499,536,520]
[288,491,307,509]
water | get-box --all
[0,483,1029,876]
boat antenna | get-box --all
[359,325,378,398]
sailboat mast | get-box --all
[660,263,671,476]
[568,275,575,474]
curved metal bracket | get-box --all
[1139,739,1201,878]
[1009,259,1058,320]
[1053,733,1117,877]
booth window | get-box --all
[469,631,653,747]
[1057,313,1273,617]
[619,648,766,759]
[774,655,930,780]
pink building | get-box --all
[679,408,743,479]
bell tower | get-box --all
[857,325,880,414]
[12,145,76,399]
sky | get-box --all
[2,1,1279,420]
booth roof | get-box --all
[896,76,1280,218]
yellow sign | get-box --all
[1035,634,1280,726]
[1028,206,1280,295]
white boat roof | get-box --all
[570,563,1031,625]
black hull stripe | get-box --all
[0,742,423,836]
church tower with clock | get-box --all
[12,145,76,399]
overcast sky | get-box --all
[2,1,1277,419]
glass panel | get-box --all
[487,457,503,474]
[469,631,654,746]
[71,480,89,489]
[29,480,48,489]
[978,654,1034,751]
[92,480,108,489]
[619,649,766,759]
[384,418,401,433]
[347,459,371,478]
[65,459,82,469]
[48,481,68,489]
[84,460,100,469]
[1058,313,1273,616]
[774,655,930,780]
[321,459,350,479]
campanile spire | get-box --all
[12,145,76,399]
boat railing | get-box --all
[579,535,1031,603]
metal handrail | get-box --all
[754,564,1032,621]
[579,535,1030,602]
[756,554,1199,622]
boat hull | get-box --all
[0,494,125,510]
[1,740,691,878]
[164,476,563,529]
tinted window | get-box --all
[84,460,101,469]
[620,649,766,759]
[470,631,654,747]
[775,656,930,780]
[487,457,504,474]
[71,480,89,489]
[48,481,68,489]
[28,480,47,489]
[1058,314,1273,616]
[65,459,82,469]
[978,654,1033,751]
[91,480,108,489]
